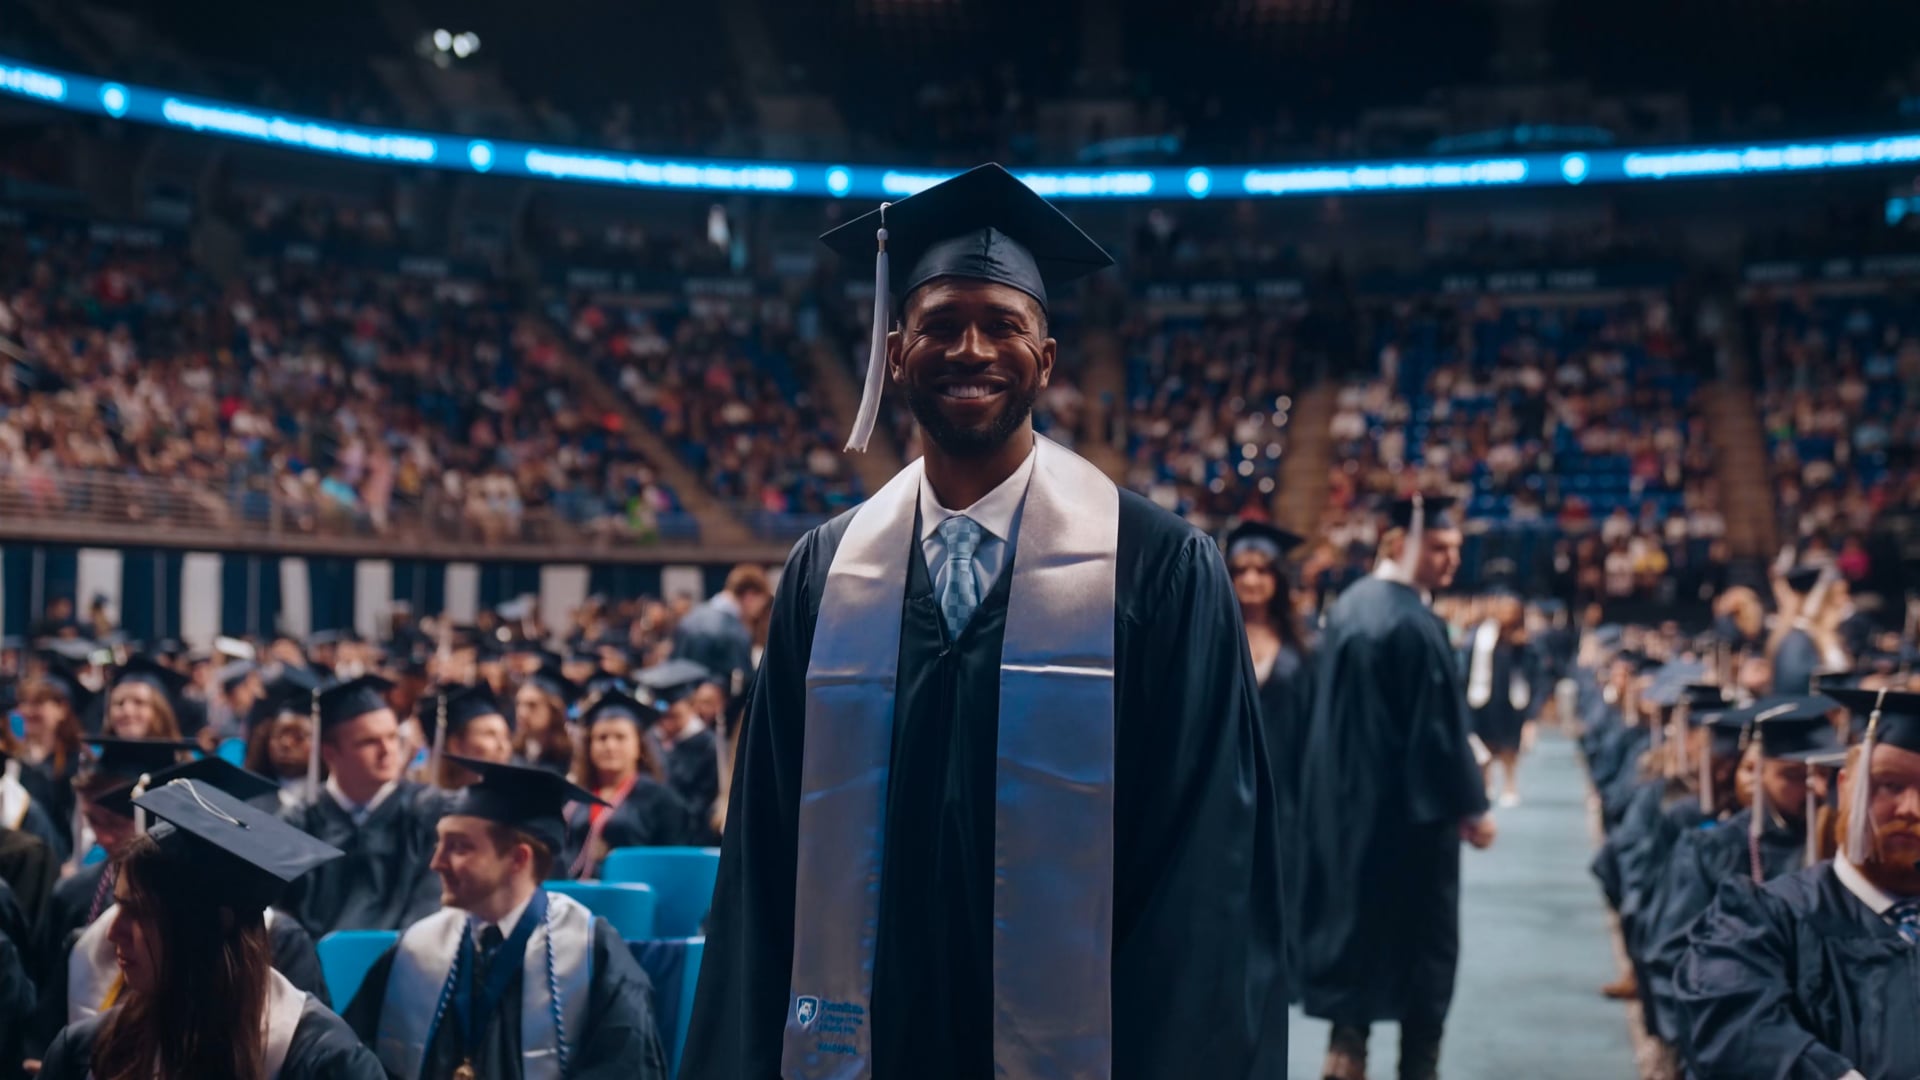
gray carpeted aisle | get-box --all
[1286,731,1639,1078]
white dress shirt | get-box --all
[471,891,535,943]
[918,443,1036,601]
[327,776,400,827]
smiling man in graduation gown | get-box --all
[1677,688,1920,1078]
[345,757,665,1080]
[683,164,1286,1080]
[1297,494,1496,1080]
[278,675,446,938]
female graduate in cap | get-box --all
[512,664,579,778]
[687,164,1283,1080]
[17,661,94,860]
[37,779,382,1080]
[564,691,691,878]
[104,656,186,741]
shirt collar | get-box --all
[1835,854,1901,915]
[918,441,1037,543]
[326,776,399,820]
[471,891,535,941]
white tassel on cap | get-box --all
[133,771,153,836]
[1804,783,1819,868]
[429,691,449,788]
[1699,725,1714,815]
[844,204,892,453]
[1844,688,1887,865]
[1398,493,1425,582]
[306,692,322,798]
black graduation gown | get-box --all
[0,824,56,941]
[1643,808,1806,1048]
[1677,862,1920,1079]
[1468,638,1533,753]
[1257,642,1311,1004]
[666,730,720,832]
[38,996,387,1080]
[0,879,30,1076]
[683,491,1287,1080]
[1298,574,1489,1029]
[22,758,77,864]
[278,783,447,939]
[1772,628,1821,695]
[564,779,694,878]
[342,917,667,1080]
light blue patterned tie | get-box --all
[938,515,984,635]
[1889,899,1920,944]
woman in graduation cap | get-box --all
[416,685,515,790]
[563,691,691,878]
[103,656,187,741]
[687,164,1284,1080]
[16,660,94,861]
[512,664,579,778]
[37,778,383,1080]
[1677,688,1920,1078]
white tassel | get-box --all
[844,207,892,453]
[1699,728,1714,814]
[133,771,152,836]
[1399,493,1425,583]
[1844,689,1887,865]
[1805,783,1819,868]
[429,692,449,788]
[306,694,322,798]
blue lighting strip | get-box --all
[5,53,1920,201]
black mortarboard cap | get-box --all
[1702,708,1751,759]
[528,663,582,706]
[95,755,277,818]
[1680,684,1732,726]
[417,684,511,743]
[1827,688,1920,755]
[1387,494,1459,532]
[308,629,347,648]
[819,163,1113,314]
[132,779,343,911]
[1783,566,1825,595]
[581,689,661,729]
[315,674,395,731]
[217,660,259,694]
[1746,694,1843,760]
[81,736,198,785]
[151,638,188,659]
[113,655,189,702]
[1224,521,1305,563]
[36,658,97,712]
[634,658,713,705]
[443,755,605,858]
[40,638,99,665]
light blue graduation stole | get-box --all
[782,435,1120,1080]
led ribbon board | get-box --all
[6,54,1920,201]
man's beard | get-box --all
[904,372,1040,458]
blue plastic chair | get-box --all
[217,737,247,767]
[317,930,400,1008]
[631,936,706,1079]
[600,847,720,937]
[545,881,657,940]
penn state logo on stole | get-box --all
[796,996,821,1028]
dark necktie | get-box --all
[475,925,506,986]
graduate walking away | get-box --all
[345,757,667,1079]
[684,163,1288,1080]
[1298,495,1497,1080]
[36,778,384,1079]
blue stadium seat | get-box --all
[546,881,658,940]
[630,936,706,1079]
[601,847,721,937]
[318,930,400,1008]
[217,738,247,766]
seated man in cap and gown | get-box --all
[1678,688,1920,1078]
[37,779,383,1079]
[636,659,722,840]
[344,756,666,1080]
[416,685,516,790]
[1298,494,1495,1080]
[278,676,447,939]
[686,164,1285,1080]
[1640,693,1836,1059]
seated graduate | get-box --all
[101,656,190,741]
[344,756,667,1080]
[37,778,384,1080]
[15,658,95,863]
[60,757,332,1030]
[416,685,516,791]
[1641,693,1837,1058]
[511,664,579,779]
[1677,687,1920,1079]
[564,691,691,879]
[0,730,61,926]
[0,876,32,1080]
[244,669,326,811]
[635,659,721,839]
[278,675,446,939]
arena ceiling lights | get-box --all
[7,53,1920,202]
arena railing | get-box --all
[4,53,1920,202]
[0,465,795,563]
